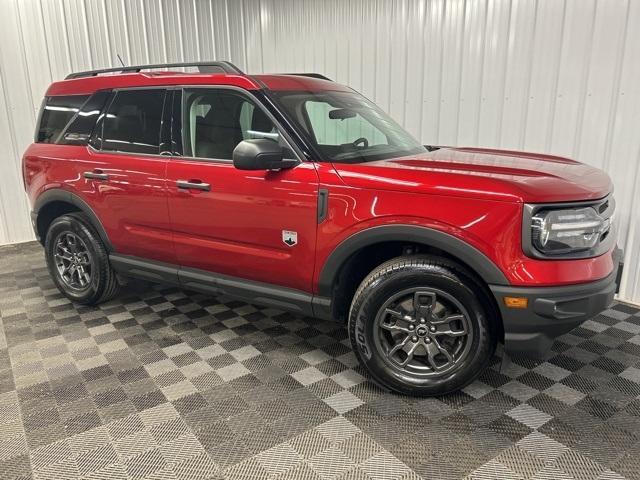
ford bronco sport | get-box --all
[22,61,622,396]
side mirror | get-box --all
[233,139,297,171]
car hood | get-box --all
[331,147,612,203]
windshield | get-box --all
[270,90,427,163]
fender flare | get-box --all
[33,189,114,252]
[317,224,509,297]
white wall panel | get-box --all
[0,0,638,303]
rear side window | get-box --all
[36,95,89,143]
[58,91,110,145]
[101,89,166,154]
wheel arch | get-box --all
[33,189,114,252]
[317,225,508,335]
[319,225,509,295]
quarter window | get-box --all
[58,91,110,145]
[36,95,89,143]
[101,89,165,154]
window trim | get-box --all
[170,85,303,165]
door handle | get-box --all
[83,170,109,181]
[176,179,210,191]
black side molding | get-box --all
[109,254,334,320]
[109,255,179,284]
[317,224,509,297]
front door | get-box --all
[166,87,319,292]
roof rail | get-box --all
[282,73,332,81]
[65,61,244,80]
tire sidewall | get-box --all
[45,215,104,303]
[350,262,493,395]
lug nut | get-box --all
[429,326,436,332]
[420,318,426,324]
[425,337,432,343]
[411,336,418,342]
[408,324,415,330]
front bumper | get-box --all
[490,247,623,357]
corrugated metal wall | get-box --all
[0,0,638,303]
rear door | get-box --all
[80,88,175,263]
[165,87,319,292]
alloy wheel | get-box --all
[53,232,93,291]
[373,287,473,378]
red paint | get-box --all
[24,144,175,264]
[332,147,612,203]
[46,73,261,96]
[24,72,617,300]
[165,160,319,291]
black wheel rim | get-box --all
[53,232,93,291]
[373,287,473,379]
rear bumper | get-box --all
[490,247,623,357]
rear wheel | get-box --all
[348,255,496,396]
[44,213,120,305]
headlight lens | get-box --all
[531,207,606,255]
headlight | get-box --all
[531,207,607,255]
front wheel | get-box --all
[348,255,497,396]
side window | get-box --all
[182,89,279,160]
[304,100,387,146]
[58,91,110,145]
[36,95,89,143]
[238,102,279,141]
[101,89,165,154]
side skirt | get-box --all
[109,254,333,320]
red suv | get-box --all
[23,61,622,396]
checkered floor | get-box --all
[1,242,639,480]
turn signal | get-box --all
[503,297,528,309]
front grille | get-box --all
[598,199,609,214]
[596,195,615,246]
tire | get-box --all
[348,255,497,396]
[44,212,120,305]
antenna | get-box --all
[116,54,125,67]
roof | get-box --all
[254,75,351,93]
[46,73,260,96]
[46,70,351,97]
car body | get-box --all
[22,61,622,395]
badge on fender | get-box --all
[282,230,297,247]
